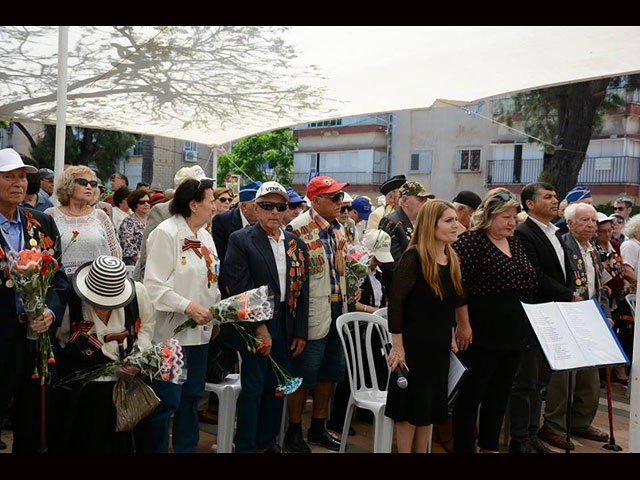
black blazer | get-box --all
[218,223,309,350]
[360,268,387,309]
[515,217,574,304]
[211,207,243,264]
[0,207,69,370]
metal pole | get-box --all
[212,147,219,188]
[53,26,69,205]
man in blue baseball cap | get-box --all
[283,187,305,227]
[212,180,262,263]
[351,196,372,241]
[553,186,593,236]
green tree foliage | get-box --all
[217,129,297,186]
[494,75,640,199]
[30,125,138,181]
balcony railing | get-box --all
[486,156,640,185]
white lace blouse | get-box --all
[45,207,122,275]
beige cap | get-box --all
[173,165,208,187]
[362,229,394,264]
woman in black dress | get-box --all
[385,200,465,453]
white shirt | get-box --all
[144,214,221,346]
[367,266,383,308]
[239,206,251,228]
[621,237,640,272]
[112,207,131,235]
[529,215,566,278]
[267,229,287,302]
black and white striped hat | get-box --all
[72,256,135,309]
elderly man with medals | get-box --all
[283,175,350,452]
[219,181,309,453]
[539,202,612,450]
[0,149,69,452]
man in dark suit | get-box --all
[211,181,261,264]
[0,149,68,453]
[219,181,309,453]
[509,182,576,454]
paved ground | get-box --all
[1,382,632,454]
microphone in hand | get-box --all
[384,343,409,389]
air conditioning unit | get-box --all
[184,150,197,162]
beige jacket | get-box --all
[289,210,348,340]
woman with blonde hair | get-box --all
[385,200,466,453]
[45,165,121,275]
[452,188,538,453]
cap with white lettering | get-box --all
[255,181,289,203]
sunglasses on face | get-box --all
[257,201,287,212]
[75,178,98,188]
[614,206,627,211]
[138,200,151,205]
[288,203,303,210]
[340,205,353,213]
[217,197,233,203]
[316,191,344,203]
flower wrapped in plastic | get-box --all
[344,243,373,312]
[56,339,185,387]
[173,285,275,335]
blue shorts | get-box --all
[291,303,345,390]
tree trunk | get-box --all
[141,136,154,184]
[540,79,610,200]
[78,128,95,165]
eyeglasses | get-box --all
[316,191,344,203]
[138,200,151,205]
[288,203,303,210]
[495,191,518,202]
[340,205,353,213]
[75,178,98,188]
[613,206,627,211]
[217,197,233,203]
[257,201,288,212]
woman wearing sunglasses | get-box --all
[451,187,538,453]
[45,166,121,276]
[212,187,234,218]
[118,189,151,265]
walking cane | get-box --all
[603,367,623,451]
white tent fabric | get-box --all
[1,26,640,146]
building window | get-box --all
[409,151,432,174]
[457,148,481,172]
[306,119,343,128]
[184,142,198,162]
[132,139,143,156]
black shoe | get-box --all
[0,438,6,451]
[529,439,555,454]
[508,440,535,454]
[263,444,282,453]
[283,430,311,453]
[326,421,356,436]
[307,429,341,451]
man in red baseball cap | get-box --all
[283,175,350,452]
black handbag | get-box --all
[206,335,238,383]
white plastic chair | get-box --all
[125,265,136,279]
[204,373,242,453]
[336,312,394,453]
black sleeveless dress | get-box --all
[384,247,466,426]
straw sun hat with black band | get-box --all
[73,256,136,310]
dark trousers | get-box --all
[0,327,44,453]
[235,310,290,453]
[508,345,551,443]
[453,346,522,453]
[145,343,209,453]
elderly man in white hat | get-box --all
[132,165,210,282]
[0,148,69,452]
[219,181,309,453]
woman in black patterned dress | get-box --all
[385,200,466,453]
[451,188,538,453]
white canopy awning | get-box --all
[1,26,640,146]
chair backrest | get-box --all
[626,293,636,319]
[125,265,136,280]
[336,312,391,395]
[373,307,389,331]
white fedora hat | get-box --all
[73,256,135,309]
[0,148,38,173]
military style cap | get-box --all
[380,174,407,195]
[398,180,435,199]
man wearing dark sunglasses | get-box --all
[282,187,305,227]
[284,175,350,453]
[220,181,309,453]
[613,196,633,223]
